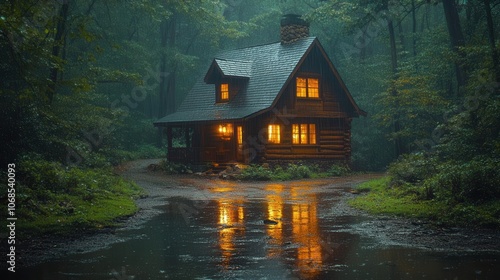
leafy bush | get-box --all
[328,164,351,176]
[134,144,165,159]
[423,157,500,203]
[286,163,313,179]
[238,165,273,181]
[388,153,437,185]
[158,160,192,174]
[236,163,347,181]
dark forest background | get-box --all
[1,0,499,228]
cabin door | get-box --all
[236,125,244,162]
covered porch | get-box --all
[163,122,244,164]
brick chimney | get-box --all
[280,14,310,45]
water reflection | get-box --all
[215,182,324,278]
[217,197,245,269]
[291,184,322,279]
[265,184,284,258]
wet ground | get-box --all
[9,160,500,279]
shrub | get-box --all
[388,153,437,185]
[424,157,500,203]
[328,164,351,176]
[238,165,273,181]
[158,160,191,174]
[286,163,312,179]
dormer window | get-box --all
[296,77,319,98]
[220,83,229,101]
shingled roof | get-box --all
[155,37,363,126]
[206,58,253,80]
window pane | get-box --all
[221,83,229,100]
[309,124,316,144]
[308,78,319,98]
[296,78,307,97]
[292,124,299,144]
[268,125,280,144]
[237,126,243,145]
[300,124,308,144]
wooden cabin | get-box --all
[154,15,366,164]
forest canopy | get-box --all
[0,0,499,230]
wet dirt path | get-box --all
[12,159,500,279]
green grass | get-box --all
[349,177,500,228]
[17,180,142,236]
[7,160,144,236]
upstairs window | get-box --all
[268,124,281,144]
[296,77,319,98]
[220,83,229,101]
[292,124,316,144]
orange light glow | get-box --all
[237,126,243,145]
[265,184,284,258]
[217,197,245,269]
[296,77,319,98]
[221,83,229,100]
[218,123,233,139]
[291,185,322,278]
[268,124,280,144]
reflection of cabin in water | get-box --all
[154,14,365,164]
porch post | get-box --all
[184,126,190,148]
[167,126,173,148]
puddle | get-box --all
[14,182,500,279]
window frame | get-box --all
[292,123,317,145]
[268,124,281,144]
[237,126,243,145]
[219,83,229,102]
[295,76,320,99]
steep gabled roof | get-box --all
[155,37,364,126]
[204,59,252,82]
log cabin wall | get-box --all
[258,45,354,162]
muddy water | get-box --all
[16,180,500,279]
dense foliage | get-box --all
[0,0,499,230]
[237,163,350,181]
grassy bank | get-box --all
[3,159,143,236]
[350,177,500,228]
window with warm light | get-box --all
[237,126,243,145]
[292,124,316,144]
[296,77,319,98]
[268,124,281,144]
[220,83,229,101]
[218,124,233,139]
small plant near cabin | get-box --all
[158,159,192,174]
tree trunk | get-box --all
[388,19,404,157]
[411,0,417,57]
[47,1,69,103]
[442,0,467,95]
[483,0,500,83]
[157,15,177,147]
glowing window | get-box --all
[296,77,319,98]
[268,124,281,144]
[220,83,229,100]
[296,78,307,97]
[237,126,243,145]
[292,124,316,144]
